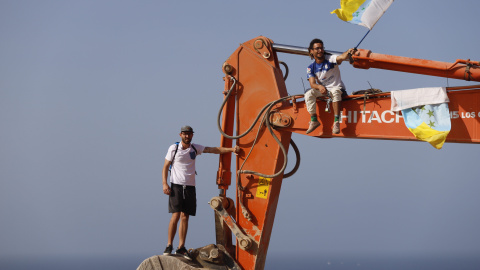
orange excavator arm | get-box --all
[137,36,479,270]
[212,36,480,270]
[352,49,480,82]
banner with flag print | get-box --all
[391,87,451,149]
[402,104,451,149]
[331,0,394,30]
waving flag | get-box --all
[391,87,451,149]
[402,104,451,149]
[331,0,394,30]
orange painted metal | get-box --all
[214,75,236,255]
[276,87,480,143]
[218,36,291,270]
[216,36,480,270]
[217,76,235,190]
[352,49,480,81]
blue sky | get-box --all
[1,1,479,269]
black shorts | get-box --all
[168,183,197,216]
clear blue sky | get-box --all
[1,1,479,269]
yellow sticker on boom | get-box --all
[256,177,271,199]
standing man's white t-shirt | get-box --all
[165,143,205,186]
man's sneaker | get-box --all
[332,121,340,134]
[163,245,173,256]
[306,121,321,134]
[176,246,192,260]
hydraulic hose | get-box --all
[217,76,303,179]
[217,77,272,140]
[237,97,289,178]
[237,94,304,179]
[218,76,303,221]
[284,139,300,179]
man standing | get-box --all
[305,38,355,134]
[162,125,239,260]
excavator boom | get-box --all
[275,85,480,143]
[213,37,480,270]
[138,36,479,270]
[272,43,480,82]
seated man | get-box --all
[305,38,354,134]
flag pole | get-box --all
[354,29,371,49]
[348,29,371,64]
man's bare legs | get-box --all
[167,212,189,248]
[332,101,341,134]
[333,100,340,116]
[177,212,189,248]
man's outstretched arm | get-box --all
[204,145,240,155]
[337,48,356,64]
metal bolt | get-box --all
[209,248,219,259]
[223,63,233,75]
[239,238,252,250]
[210,198,223,210]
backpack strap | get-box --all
[191,144,197,154]
[191,144,198,175]
[169,142,180,171]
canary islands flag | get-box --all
[402,104,451,149]
[331,0,394,30]
[391,87,451,149]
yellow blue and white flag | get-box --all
[402,104,451,149]
[391,87,451,149]
[331,0,394,30]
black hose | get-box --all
[217,76,303,179]
[238,95,303,179]
[284,139,300,179]
[217,77,272,140]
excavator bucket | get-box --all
[136,244,240,270]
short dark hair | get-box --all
[308,38,324,59]
[308,38,330,59]
[309,38,323,51]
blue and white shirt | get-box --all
[306,54,345,91]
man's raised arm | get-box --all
[203,145,240,155]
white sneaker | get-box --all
[332,121,340,134]
[306,121,320,134]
